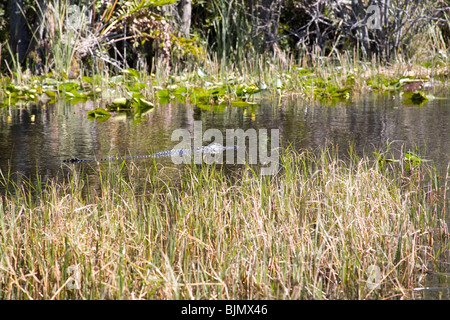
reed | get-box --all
[0,146,447,299]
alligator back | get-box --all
[63,143,238,163]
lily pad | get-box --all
[134,98,154,108]
[402,91,428,105]
[231,100,251,107]
[87,108,111,122]
[111,97,130,107]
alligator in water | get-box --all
[63,142,238,163]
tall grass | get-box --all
[0,147,447,299]
[206,0,255,67]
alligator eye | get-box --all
[63,158,79,163]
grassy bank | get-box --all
[0,147,447,299]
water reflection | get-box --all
[1,92,449,179]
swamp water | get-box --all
[0,91,449,299]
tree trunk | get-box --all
[28,0,48,74]
[259,0,282,53]
[179,0,192,38]
[8,0,30,65]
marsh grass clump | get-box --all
[0,147,447,299]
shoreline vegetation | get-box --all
[0,1,449,110]
[0,1,449,300]
[1,52,449,109]
[0,147,448,299]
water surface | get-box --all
[1,92,449,176]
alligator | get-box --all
[63,142,238,163]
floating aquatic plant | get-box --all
[401,90,430,106]
[87,108,111,123]
[367,75,427,92]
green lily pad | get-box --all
[231,99,252,107]
[402,90,428,105]
[135,98,154,108]
[87,108,111,122]
[157,89,170,98]
[111,98,130,107]
[45,90,57,97]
